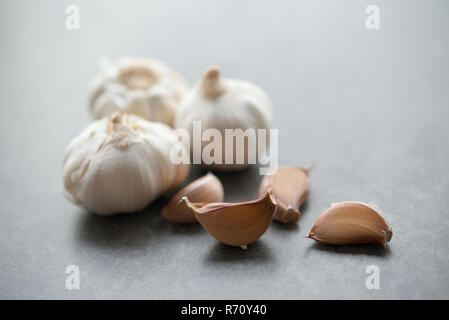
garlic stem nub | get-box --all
[202,66,225,99]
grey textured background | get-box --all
[1,0,448,299]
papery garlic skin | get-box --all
[174,66,273,170]
[307,202,393,246]
[89,57,188,126]
[63,113,190,215]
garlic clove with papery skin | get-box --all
[63,112,190,215]
[162,173,224,223]
[89,57,188,127]
[259,166,311,223]
[174,66,274,170]
[182,189,277,247]
[306,202,393,246]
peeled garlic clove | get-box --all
[307,202,393,246]
[89,57,188,126]
[162,173,224,223]
[259,166,310,223]
[63,112,190,215]
[182,190,277,247]
[174,65,273,170]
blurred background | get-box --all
[0,0,448,299]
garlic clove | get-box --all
[182,190,277,247]
[259,166,310,223]
[162,173,224,223]
[306,202,393,246]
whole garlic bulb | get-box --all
[174,66,273,170]
[88,57,188,126]
[63,112,190,215]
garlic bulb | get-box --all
[63,112,190,215]
[174,66,273,170]
[88,57,188,126]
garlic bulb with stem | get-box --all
[63,112,190,215]
[89,57,188,126]
[174,66,274,170]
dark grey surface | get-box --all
[1,0,449,299]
